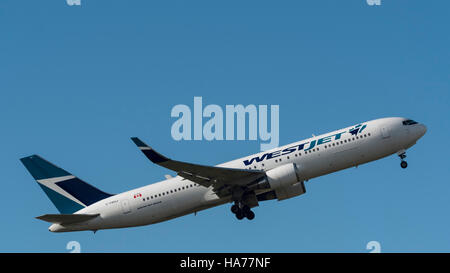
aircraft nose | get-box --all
[418,124,427,138]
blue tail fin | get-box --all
[20,155,113,214]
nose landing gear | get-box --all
[397,150,408,169]
[400,160,408,169]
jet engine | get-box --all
[257,163,306,201]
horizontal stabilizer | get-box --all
[36,213,99,225]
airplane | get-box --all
[20,117,426,232]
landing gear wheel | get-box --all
[401,161,408,169]
[235,210,245,220]
[231,204,239,214]
[231,201,255,220]
[242,205,251,215]
[245,210,255,220]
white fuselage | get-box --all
[49,117,426,232]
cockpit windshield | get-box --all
[402,119,418,125]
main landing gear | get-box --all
[231,202,255,221]
[398,150,408,169]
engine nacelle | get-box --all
[265,163,306,201]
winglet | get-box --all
[131,137,169,164]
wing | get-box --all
[36,213,100,225]
[131,137,266,196]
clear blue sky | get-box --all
[0,0,449,252]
